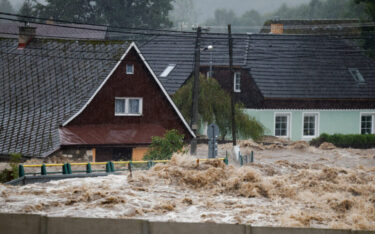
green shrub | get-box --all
[0,169,13,183]
[0,153,22,183]
[310,133,375,149]
[10,153,22,179]
[144,130,185,160]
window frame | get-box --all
[360,112,375,134]
[302,112,319,138]
[115,97,143,116]
[274,112,291,138]
[233,72,241,93]
[126,64,134,75]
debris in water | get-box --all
[0,154,374,231]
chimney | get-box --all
[270,23,283,34]
[46,17,54,25]
[18,26,36,49]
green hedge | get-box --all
[310,133,375,149]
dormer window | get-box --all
[160,64,176,77]
[349,68,365,83]
[126,64,134,75]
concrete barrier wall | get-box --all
[0,213,373,234]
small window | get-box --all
[115,97,142,116]
[275,113,290,137]
[303,113,318,137]
[349,68,365,83]
[361,114,374,134]
[234,72,241,92]
[126,64,134,74]
[160,64,176,77]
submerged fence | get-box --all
[18,157,229,178]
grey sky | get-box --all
[9,0,311,22]
[193,0,310,22]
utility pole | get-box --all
[228,24,237,146]
[190,26,201,155]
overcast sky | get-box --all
[193,0,311,22]
[10,0,311,21]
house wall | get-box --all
[245,109,375,141]
[68,48,191,140]
[62,48,192,160]
[200,67,264,108]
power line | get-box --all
[2,12,375,40]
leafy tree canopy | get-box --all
[172,75,264,141]
[19,0,173,28]
[144,129,185,160]
[355,0,375,58]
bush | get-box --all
[0,153,22,183]
[310,133,375,149]
[144,130,185,160]
[0,169,13,183]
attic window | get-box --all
[349,68,365,83]
[126,64,134,75]
[160,64,176,77]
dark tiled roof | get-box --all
[138,32,248,94]
[0,21,107,39]
[0,38,130,157]
[246,34,375,99]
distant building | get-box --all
[260,19,362,35]
[0,27,194,160]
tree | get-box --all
[172,75,264,141]
[355,0,375,58]
[170,0,197,29]
[19,0,36,18]
[205,9,237,26]
[0,0,14,13]
[144,129,185,160]
[22,0,173,28]
[355,0,375,20]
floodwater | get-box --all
[1,150,374,230]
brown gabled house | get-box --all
[0,30,194,161]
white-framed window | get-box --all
[274,113,291,138]
[115,97,143,116]
[360,113,375,134]
[302,113,319,138]
[126,64,134,74]
[234,72,241,92]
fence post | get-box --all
[41,164,47,175]
[66,163,72,174]
[250,151,254,163]
[106,162,112,173]
[110,161,115,172]
[86,163,92,173]
[18,164,25,177]
[224,155,228,165]
[239,154,243,166]
[62,164,67,174]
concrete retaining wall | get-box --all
[0,213,373,234]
